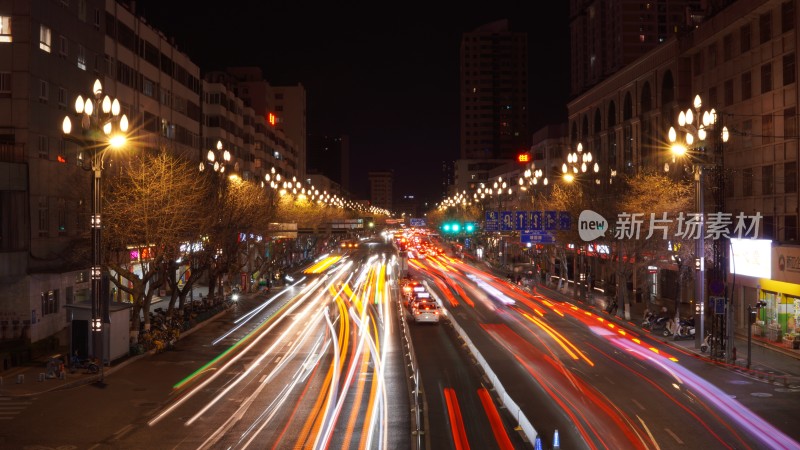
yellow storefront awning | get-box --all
[759,278,800,297]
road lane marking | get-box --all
[665,428,684,444]
[631,398,646,410]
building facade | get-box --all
[0,0,306,353]
[566,0,800,340]
[307,133,349,193]
[455,19,528,195]
[0,0,201,348]
[368,170,393,212]
[569,0,702,97]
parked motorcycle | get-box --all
[642,309,669,331]
[665,317,695,339]
[700,333,725,358]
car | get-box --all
[411,301,440,324]
[408,290,431,310]
[339,239,359,251]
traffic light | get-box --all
[441,221,461,234]
[465,222,476,233]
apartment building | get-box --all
[455,19,528,194]
[567,0,799,336]
[0,0,305,353]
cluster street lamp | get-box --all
[62,79,129,382]
[667,94,730,354]
[199,140,235,174]
[561,143,597,300]
[559,143,617,302]
[198,140,240,298]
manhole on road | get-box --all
[774,387,800,393]
[750,392,773,397]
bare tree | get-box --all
[617,170,694,323]
[203,175,278,298]
[102,150,210,337]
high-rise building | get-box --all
[460,19,529,160]
[368,171,393,212]
[307,133,350,193]
[569,0,701,97]
[214,67,306,179]
[455,19,528,194]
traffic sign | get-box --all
[499,211,515,231]
[515,211,531,230]
[521,230,555,244]
[544,211,558,230]
[530,211,542,230]
[409,218,426,227]
[709,296,726,315]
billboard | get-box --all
[729,238,771,278]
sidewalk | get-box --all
[0,291,229,398]
[0,268,308,399]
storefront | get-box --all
[763,245,800,342]
[732,242,800,343]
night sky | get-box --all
[132,1,570,205]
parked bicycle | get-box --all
[69,353,99,374]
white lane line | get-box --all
[631,398,646,410]
[259,375,267,383]
[665,428,684,444]
[274,356,283,364]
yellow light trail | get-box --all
[304,256,342,274]
[522,311,594,366]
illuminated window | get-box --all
[0,16,11,42]
[39,25,51,52]
[77,44,86,70]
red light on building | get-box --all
[517,153,530,163]
[57,155,67,163]
[268,112,277,126]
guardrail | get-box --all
[396,287,426,450]
[427,287,539,444]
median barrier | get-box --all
[426,288,538,444]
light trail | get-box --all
[312,308,343,450]
[596,327,800,449]
[518,309,594,366]
[150,277,325,425]
[444,387,470,450]
[477,387,515,450]
[211,282,298,345]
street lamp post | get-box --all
[62,79,129,383]
[562,143,598,300]
[199,140,238,299]
[668,94,730,353]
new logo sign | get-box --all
[579,210,608,241]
